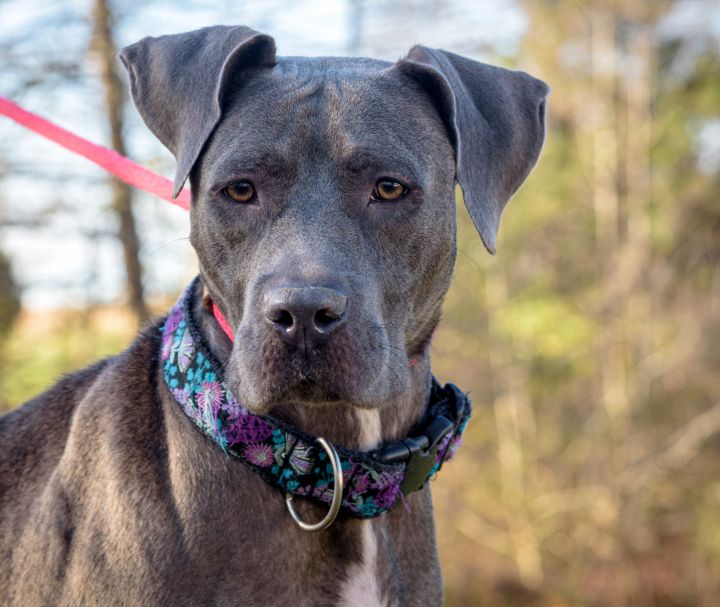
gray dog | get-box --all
[0,25,547,606]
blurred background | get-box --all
[1,0,719,604]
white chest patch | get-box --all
[339,522,391,607]
[338,408,395,607]
[354,407,382,451]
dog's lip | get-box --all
[276,377,344,405]
[241,377,347,411]
[237,374,388,412]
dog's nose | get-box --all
[264,286,347,351]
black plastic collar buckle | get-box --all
[375,415,455,495]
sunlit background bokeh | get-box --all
[1,1,719,605]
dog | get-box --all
[0,25,547,606]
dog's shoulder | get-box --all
[0,320,175,604]
[0,319,165,502]
[0,360,109,480]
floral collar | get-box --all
[161,278,472,519]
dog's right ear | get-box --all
[119,26,276,198]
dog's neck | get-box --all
[190,282,432,451]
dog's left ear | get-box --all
[396,47,549,253]
[119,25,276,198]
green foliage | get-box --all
[496,293,596,359]
[0,310,133,410]
[433,2,720,605]
[0,249,20,343]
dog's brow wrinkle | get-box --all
[292,78,325,99]
[341,148,424,186]
[212,151,289,180]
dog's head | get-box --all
[121,26,548,414]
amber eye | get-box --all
[223,180,256,203]
[372,179,408,202]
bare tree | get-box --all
[91,0,148,325]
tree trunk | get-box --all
[91,0,148,325]
[590,6,631,429]
[486,261,543,590]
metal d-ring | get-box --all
[285,437,344,532]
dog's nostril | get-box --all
[315,308,340,330]
[269,308,294,329]
[264,286,347,347]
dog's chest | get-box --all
[338,521,397,607]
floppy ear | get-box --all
[119,25,276,198]
[396,47,549,253]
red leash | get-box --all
[0,96,243,335]
[0,95,191,210]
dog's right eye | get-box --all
[223,180,256,203]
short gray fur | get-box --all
[0,25,547,606]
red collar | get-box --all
[211,302,235,342]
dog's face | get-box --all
[191,59,456,411]
[121,26,548,413]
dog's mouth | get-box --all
[271,375,344,407]
[232,354,356,412]
[226,319,405,413]
[271,353,346,402]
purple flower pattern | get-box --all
[243,443,274,468]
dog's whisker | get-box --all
[148,236,191,254]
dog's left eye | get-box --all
[371,179,408,202]
[223,180,256,203]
